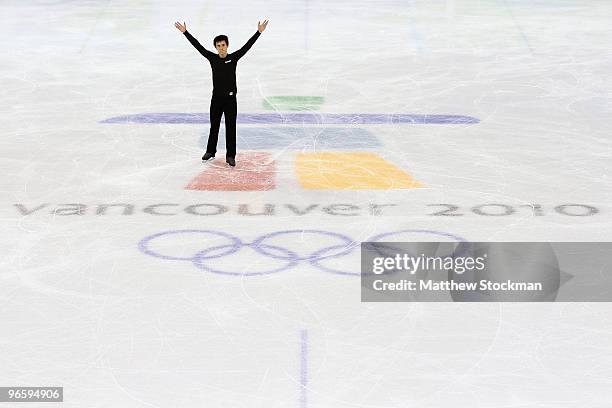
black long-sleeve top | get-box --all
[183,30,261,96]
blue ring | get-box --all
[192,243,299,276]
[138,229,242,261]
[313,229,469,276]
[251,229,355,261]
[309,244,361,276]
[369,229,470,258]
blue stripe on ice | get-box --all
[300,329,308,408]
[100,112,480,125]
[200,127,381,150]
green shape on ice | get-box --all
[262,96,325,111]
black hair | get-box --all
[213,35,229,47]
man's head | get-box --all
[213,35,229,58]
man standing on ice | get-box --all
[175,19,269,167]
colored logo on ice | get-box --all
[100,98,479,191]
[138,228,467,276]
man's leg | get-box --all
[206,96,224,156]
[224,94,238,159]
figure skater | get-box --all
[175,19,269,166]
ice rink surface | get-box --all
[2,0,612,406]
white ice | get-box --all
[1,0,612,407]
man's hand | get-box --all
[174,21,187,33]
[257,19,269,33]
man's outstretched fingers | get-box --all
[174,21,187,32]
[257,19,269,33]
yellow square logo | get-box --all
[296,152,423,190]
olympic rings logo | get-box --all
[138,229,467,276]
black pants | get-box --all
[206,93,237,158]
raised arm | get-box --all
[174,21,215,60]
[232,20,269,60]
